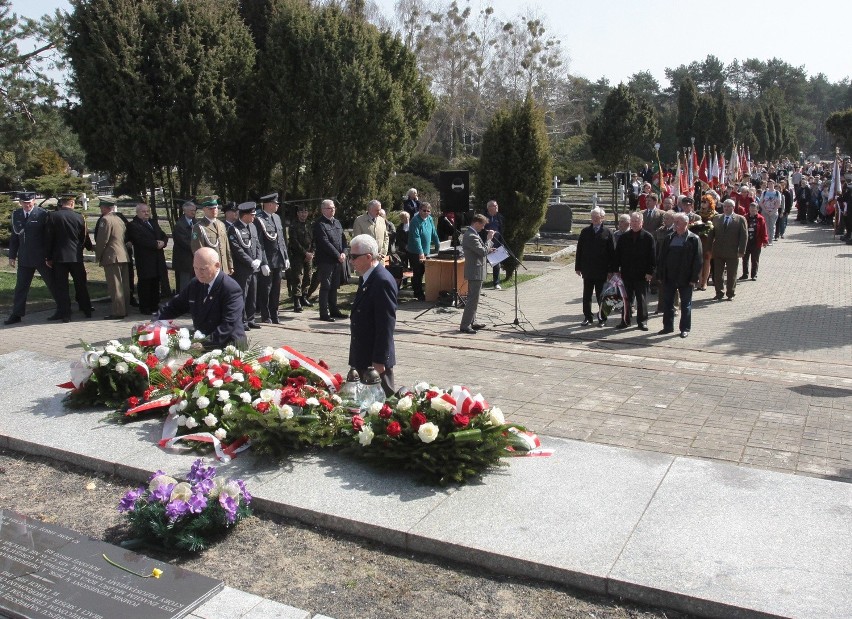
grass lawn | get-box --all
[0,264,110,313]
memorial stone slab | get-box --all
[0,510,223,619]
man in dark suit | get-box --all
[459,214,494,334]
[709,199,748,301]
[254,192,290,323]
[172,200,196,292]
[156,247,246,350]
[657,213,703,338]
[46,194,95,322]
[348,234,398,396]
[614,211,656,331]
[127,203,169,314]
[228,201,266,330]
[575,207,615,327]
[313,199,347,322]
[5,192,57,325]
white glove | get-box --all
[284,259,290,270]
[251,259,261,271]
[260,264,271,277]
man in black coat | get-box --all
[45,195,95,322]
[172,200,196,292]
[656,213,702,338]
[313,199,347,322]
[575,207,614,327]
[348,234,398,396]
[613,211,656,331]
[156,247,246,350]
[228,201,267,330]
[127,203,169,314]
[5,192,57,325]
[254,192,290,323]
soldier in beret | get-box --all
[191,196,233,275]
[228,201,267,330]
[254,192,290,323]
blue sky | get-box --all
[12,0,851,87]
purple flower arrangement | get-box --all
[118,459,252,552]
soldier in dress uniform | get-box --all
[254,192,290,323]
[288,204,315,313]
[95,202,130,319]
[45,194,95,322]
[4,192,57,325]
[191,196,234,275]
[172,200,196,292]
[223,201,238,231]
[228,201,267,330]
[94,197,137,307]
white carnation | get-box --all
[178,399,188,411]
[217,390,230,402]
[331,394,342,404]
[178,338,191,351]
[128,345,142,356]
[175,414,187,426]
[231,372,244,383]
[417,422,439,443]
[98,355,110,366]
[369,401,383,415]
[185,417,198,429]
[278,404,294,420]
[193,330,205,341]
[224,345,238,355]
[196,396,210,409]
[261,346,274,359]
[413,381,431,394]
[222,402,233,417]
[214,428,227,440]
[259,389,276,402]
[154,345,170,360]
[211,379,224,388]
[305,397,320,407]
[105,345,117,355]
[357,426,375,446]
[272,348,288,363]
[240,392,252,403]
[108,340,121,348]
[178,328,190,339]
[203,413,218,427]
[115,362,129,374]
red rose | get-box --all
[318,359,329,370]
[386,421,402,438]
[160,366,173,379]
[410,412,427,431]
[289,359,300,369]
[352,414,365,431]
[127,396,140,408]
[469,401,484,416]
[146,354,159,368]
[426,390,439,399]
[248,375,262,389]
[183,357,195,367]
[223,376,233,383]
[256,401,270,413]
[452,413,470,428]
[379,403,393,419]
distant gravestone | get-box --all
[0,510,223,619]
[595,173,602,183]
[575,174,583,186]
[541,203,572,233]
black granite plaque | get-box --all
[0,510,223,619]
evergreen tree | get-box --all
[476,94,551,277]
[692,96,714,150]
[675,76,699,148]
[826,108,852,154]
[711,89,735,151]
[588,83,657,173]
[752,107,769,159]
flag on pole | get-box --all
[728,144,739,183]
[719,152,726,186]
[710,147,719,184]
[827,156,842,204]
[698,148,708,183]
[739,147,747,179]
[687,148,695,186]
[745,147,752,177]
[673,154,683,196]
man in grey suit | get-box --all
[5,192,57,325]
[709,199,748,301]
[172,200,196,292]
[459,214,494,334]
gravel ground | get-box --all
[0,448,691,619]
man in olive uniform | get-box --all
[254,192,290,323]
[45,194,95,322]
[288,204,315,313]
[228,201,266,330]
[5,192,57,325]
[95,202,130,319]
[191,196,233,275]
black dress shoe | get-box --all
[459,326,477,334]
[738,275,749,281]
[47,313,63,321]
[581,319,593,326]
[247,322,261,329]
[472,323,486,330]
[637,323,648,331]
[103,315,126,320]
[658,328,674,335]
[713,293,724,300]
[680,331,689,338]
[615,322,629,329]
[330,312,348,319]
[416,294,426,302]
[300,297,313,307]
[262,319,274,324]
[597,319,606,327]
[3,315,21,325]
[294,305,303,313]
[319,316,335,323]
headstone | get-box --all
[575,174,583,187]
[0,510,223,619]
[591,193,598,208]
[541,203,572,234]
[595,173,602,183]
[552,176,560,189]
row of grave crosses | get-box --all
[552,173,603,189]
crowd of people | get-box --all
[581,157,851,338]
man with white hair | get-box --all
[352,199,389,259]
[656,213,702,338]
[127,202,168,315]
[613,211,656,331]
[95,201,130,319]
[708,199,747,301]
[575,207,614,326]
[347,234,398,395]
[403,188,420,218]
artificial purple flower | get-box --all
[235,479,252,504]
[219,493,238,523]
[150,483,175,504]
[194,477,214,495]
[148,469,166,482]
[118,487,145,513]
[165,499,190,521]
[187,458,216,484]
[187,493,208,514]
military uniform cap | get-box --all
[59,193,77,201]
[199,195,219,207]
[260,192,279,204]
[98,197,116,207]
[222,201,238,213]
[237,201,257,213]
[17,191,36,201]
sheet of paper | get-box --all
[487,246,509,266]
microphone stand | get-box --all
[489,232,529,330]
[415,215,465,319]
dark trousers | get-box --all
[663,283,693,333]
[776,213,788,238]
[742,241,761,278]
[257,267,282,321]
[317,261,342,317]
[356,365,395,397]
[289,260,312,298]
[11,263,56,317]
[233,271,257,324]
[713,256,738,298]
[623,277,649,325]
[158,259,172,298]
[581,277,605,321]
[411,258,426,298]
[137,277,160,314]
[176,270,193,292]
[492,262,501,285]
[54,262,92,317]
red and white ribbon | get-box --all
[259,346,342,393]
[506,427,554,457]
[125,395,174,417]
[137,326,169,347]
[450,385,488,416]
[158,432,251,463]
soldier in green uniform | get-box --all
[191,196,234,275]
[288,204,315,313]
